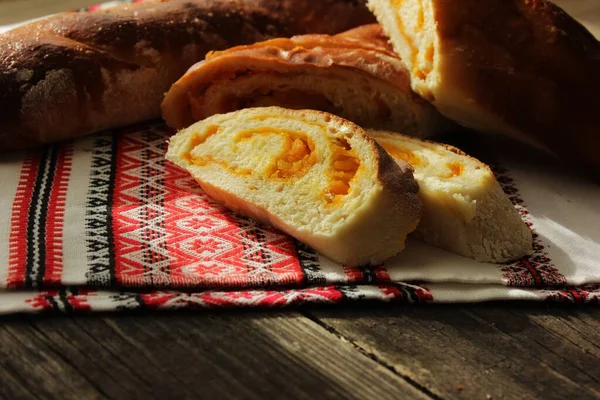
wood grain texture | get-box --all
[306,305,600,400]
[0,311,430,400]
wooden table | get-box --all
[1,305,599,399]
[1,1,599,399]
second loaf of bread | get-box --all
[161,24,450,138]
[0,0,375,151]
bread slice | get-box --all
[367,0,600,177]
[166,107,422,266]
[161,24,451,139]
[369,130,533,263]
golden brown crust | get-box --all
[0,0,375,151]
[162,24,409,126]
[161,24,448,137]
[334,23,394,48]
[370,134,422,229]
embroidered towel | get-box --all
[0,2,598,314]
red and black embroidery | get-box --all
[112,125,171,286]
[493,165,567,288]
[343,265,391,284]
[392,283,434,303]
[25,287,91,313]
[8,144,72,289]
[85,133,119,286]
[295,239,327,286]
[544,284,600,304]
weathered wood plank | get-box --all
[306,305,600,400]
[0,312,431,400]
[0,322,105,400]
[523,308,600,357]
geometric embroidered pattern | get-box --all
[8,143,73,289]
[0,117,596,314]
[19,283,597,314]
[85,133,118,286]
[109,124,307,289]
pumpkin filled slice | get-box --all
[369,130,533,263]
[161,24,450,139]
[166,107,422,266]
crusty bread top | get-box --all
[161,24,420,129]
[0,0,375,151]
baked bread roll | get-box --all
[367,0,600,177]
[0,0,375,151]
[161,24,450,138]
[166,107,422,266]
[369,130,533,263]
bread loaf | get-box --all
[0,0,375,151]
[161,24,450,138]
[367,0,600,177]
[369,130,533,263]
[166,107,422,266]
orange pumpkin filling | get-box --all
[182,125,221,164]
[190,154,253,176]
[378,141,421,167]
[255,129,318,179]
[185,126,318,181]
[182,122,362,204]
[446,161,464,178]
[391,0,432,81]
[324,137,360,203]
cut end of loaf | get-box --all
[166,107,422,266]
[367,0,440,101]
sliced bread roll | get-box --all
[166,107,422,266]
[161,24,451,138]
[367,0,600,177]
[369,130,533,263]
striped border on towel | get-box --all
[7,144,73,288]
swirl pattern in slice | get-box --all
[166,107,422,266]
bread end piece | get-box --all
[369,130,533,263]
